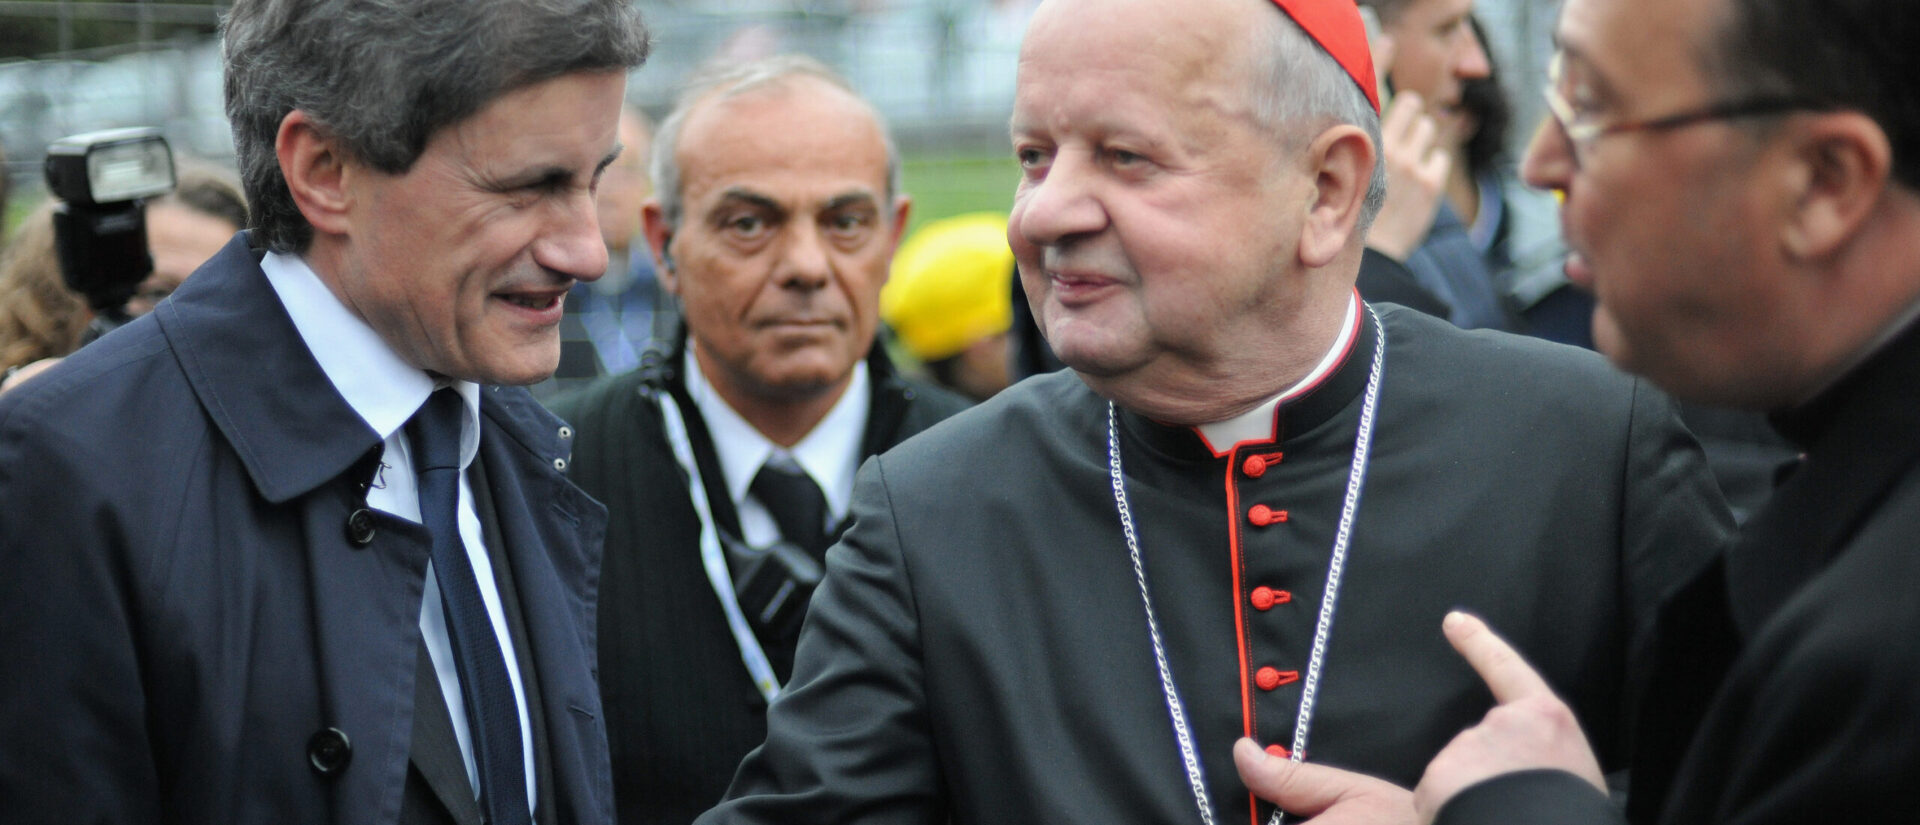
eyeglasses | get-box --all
[1543,51,1827,168]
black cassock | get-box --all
[704,303,1732,825]
[1438,318,1920,825]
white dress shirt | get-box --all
[1195,292,1360,453]
[262,251,535,809]
[683,347,871,547]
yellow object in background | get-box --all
[881,212,1015,363]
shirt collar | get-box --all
[1194,291,1359,454]
[683,345,872,519]
[261,251,481,465]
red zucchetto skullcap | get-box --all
[1268,0,1380,113]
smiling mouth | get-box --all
[490,287,572,322]
[496,290,565,310]
[510,294,555,309]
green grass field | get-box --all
[900,154,1021,233]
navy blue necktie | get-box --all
[408,389,530,825]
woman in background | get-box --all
[0,161,245,393]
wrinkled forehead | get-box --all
[677,82,893,201]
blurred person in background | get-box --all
[0,204,88,387]
[880,211,1015,401]
[537,105,664,400]
[547,54,969,825]
[1360,0,1514,332]
[0,161,245,394]
[0,141,10,248]
[1450,13,1591,346]
[124,161,249,316]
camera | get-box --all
[45,127,176,337]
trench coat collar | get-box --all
[155,233,381,504]
[154,232,575,505]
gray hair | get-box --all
[649,54,903,231]
[223,0,650,253]
[1248,7,1389,232]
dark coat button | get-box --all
[345,509,377,546]
[308,727,352,776]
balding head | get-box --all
[649,54,902,233]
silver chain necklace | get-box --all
[1105,305,1385,825]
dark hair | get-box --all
[161,161,249,231]
[222,0,650,253]
[1459,14,1511,179]
[1711,0,1919,190]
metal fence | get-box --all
[0,0,1037,202]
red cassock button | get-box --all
[1255,667,1300,691]
[1248,505,1289,527]
[1250,587,1292,611]
[1265,744,1292,758]
[1243,455,1268,478]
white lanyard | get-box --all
[652,388,783,703]
[1107,304,1385,825]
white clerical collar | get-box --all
[1194,292,1360,454]
[261,251,481,463]
[682,345,871,520]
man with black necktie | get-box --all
[0,1,647,823]
[546,54,970,825]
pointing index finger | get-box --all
[1443,611,1555,705]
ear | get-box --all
[275,110,353,237]
[1781,111,1892,262]
[640,198,679,294]
[1299,124,1375,268]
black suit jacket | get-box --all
[1438,320,1920,825]
[548,335,971,825]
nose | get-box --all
[534,191,611,282]
[1457,27,1492,79]
[1520,115,1573,193]
[776,224,832,291]
[1010,150,1108,251]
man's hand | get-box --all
[1235,739,1418,825]
[1365,91,1451,261]
[1411,612,1607,819]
